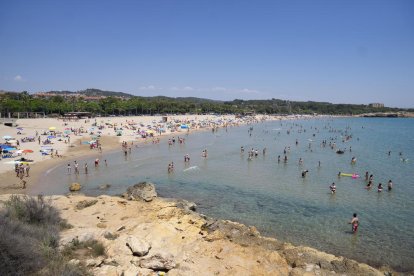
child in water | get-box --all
[349,213,359,233]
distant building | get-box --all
[369,103,384,108]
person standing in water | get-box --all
[329,182,336,194]
[349,213,359,233]
[388,180,393,191]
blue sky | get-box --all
[0,0,413,107]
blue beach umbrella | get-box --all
[47,135,55,139]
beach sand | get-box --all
[0,114,269,194]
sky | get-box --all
[0,0,413,107]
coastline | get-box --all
[0,191,389,275]
[0,114,404,274]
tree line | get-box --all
[0,91,410,117]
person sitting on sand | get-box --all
[349,213,359,233]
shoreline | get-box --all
[0,114,405,274]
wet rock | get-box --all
[139,252,176,271]
[99,184,111,190]
[175,199,197,212]
[126,236,151,257]
[125,182,157,202]
[69,182,82,192]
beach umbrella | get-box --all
[180,124,189,129]
[47,135,55,139]
[16,127,23,130]
[49,127,56,130]
[2,135,13,140]
[7,140,17,144]
[22,149,34,153]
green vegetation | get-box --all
[1,89,412,116]
[0,195,88,276]
[62,238,106,259]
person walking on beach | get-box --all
[349,213,359,233]
[25,164,30,177]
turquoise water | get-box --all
[34,118,414,272]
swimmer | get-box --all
[351,157,356,164]
[349,213,359,233]
[377,183,383,192]
[298,158,303,165]
[387,180,393,191]
[329,182,336,194]
[365,171,369,181]
[301,170,309,178]
[366,180,373,189]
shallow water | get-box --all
[35,117,414,272]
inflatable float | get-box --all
[340,173,360,179]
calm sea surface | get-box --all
[34,117,414,272]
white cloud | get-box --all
[139,85,157,90]
[238,88,259,94]
[13,75,24,82]
[183,86,194,91]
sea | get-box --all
[34,117,414,272]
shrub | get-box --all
[63,239,107,259]
[4,195,61,226]
[0,195,88,275]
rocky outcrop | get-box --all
[125,236,151,257]
[69,182,81,192]
[0,193,391,276]
[125,182,157,202]
[139,252,176,271]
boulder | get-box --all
[125,182,157,202]
[69,182,82,192]
[139,252,176,271]
[125,236,151,257]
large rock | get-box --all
[139,252,176,271]
[125,236,151,257]
[69,182,82,192]
[125,182,157,202]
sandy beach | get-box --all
[0,114,276,193]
